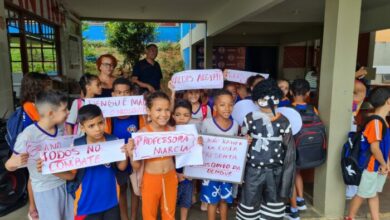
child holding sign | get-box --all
[52,104,128,220]
[110,78,140,220]
[236,79,296,220]
[127,91,178,220]
[66,73,102,135]
[200,90,239,220]
[5,90,74,220]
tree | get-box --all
[105,22,156,67]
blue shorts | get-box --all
[200,180,233,204]
[177,180,193,208]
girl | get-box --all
[277,79,292,107]
[200,90,239,220]
[65,73,102,135]
[127,91,178,220]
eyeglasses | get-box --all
[101,63,114,68]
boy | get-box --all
[5,90,73,220]
[54,104,128,220]
[236,79,296,220]
[200,90,239,220]
[110,78,140,220]
[346,87,390,220]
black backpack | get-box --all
[293,105,327,169]
[66,134,118,199]
[341,115,387,186]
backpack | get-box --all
[341,115,387,186]
[66,133,117,199]
[72,99,83,135]
[201,104,208,120]
[5,107,24,152]
[293,105,327,169]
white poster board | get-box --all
[41,139,125,174]
[25,135,77,166]
[226,69,269,84]
[85,96,147,117]
[175,124,203,168]
[171,69,224,91]
[184,135,248,184]
[132,131,197,161]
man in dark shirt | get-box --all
[131,44,163,94]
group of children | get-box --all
[3,69,390,220]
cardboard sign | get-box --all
[175,124,203,168]
[25,135,77,166]
[85,96,147,117]
[41,139,126,174]
[171,69,224,91]
[184,135,248,184]
[226,69,269,84]
[132,131,197,161]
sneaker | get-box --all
[286,210,300,220]
[297,199,307,211]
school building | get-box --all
[1,0,390,219]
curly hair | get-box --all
[96,54,118,71]
[251,79,283,102]
[20,72,50,104]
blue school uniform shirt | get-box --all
[74,134,119,216]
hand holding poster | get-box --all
[25,135,77,166]
[41,139,126,174]
[184,135,248,184]
[171,69,224,91]
[225,69,269,84]
[85,96,146,118]
[175,124,203,168]
[132,131,196,161]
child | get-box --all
[127,91,178,220]
[346,87,390,220]
[66,73,102,135]
[288,79,318,220]
[172,99,196,220]
[200,90,239,220]
[246,74,265,94]
[18,72,51,220]
[277,79,291,107]
[236,79,296,220]
[223,81,241,104]
[55,104,128,220]
[110,78,140,220]
[5,90,73,220]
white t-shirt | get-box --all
[14,123,66,192]
[200,117,238,136]
[66,99,84,136]
[191,104,212,132]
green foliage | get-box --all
[105,22,156,67]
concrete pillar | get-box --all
[0,0,15,117]
[313,0,362,218]
[204,36,213,69]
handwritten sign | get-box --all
[175,124,203,168]
[226,69,269,84]
[85,96,147,117]
[184,135,248,184]
[132,131,196,161]
[25,135,77,166]
[171,69,224,91]
[41,139,125,174]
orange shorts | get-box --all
[141,170,178,220]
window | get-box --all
[6,8,60,75]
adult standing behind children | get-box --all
[96,54,118,97]
[131,44,163,94]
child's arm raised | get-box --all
[168,80,176,111]
[370,141,388,175]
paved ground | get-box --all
[1,177,390,220]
